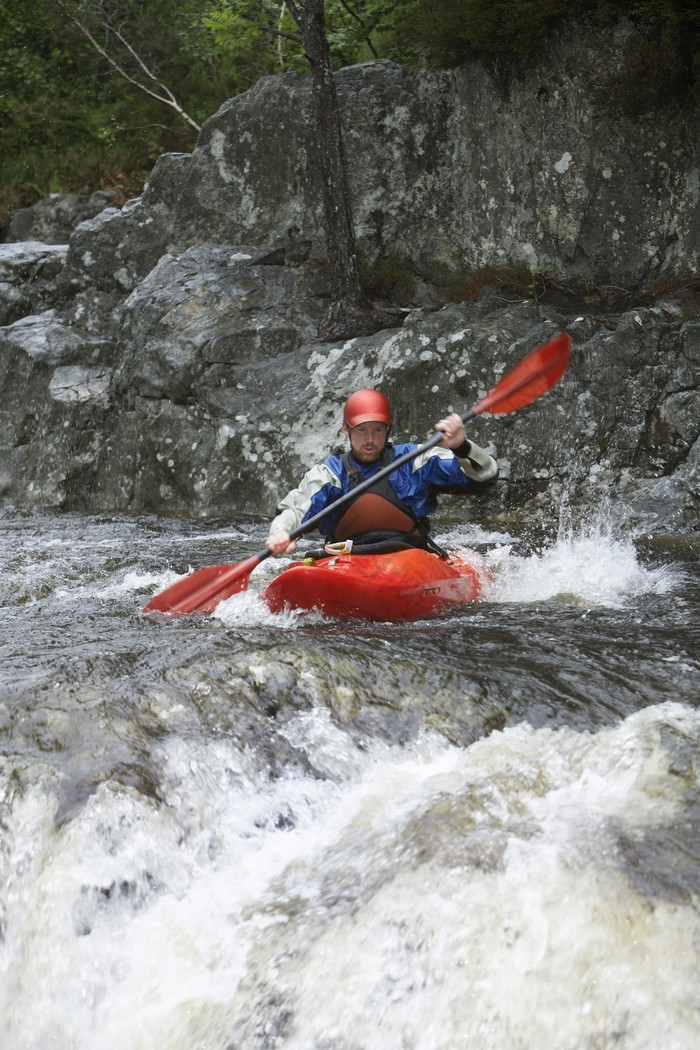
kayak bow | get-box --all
[262,546,485,621]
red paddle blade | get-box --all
[143,554,262,616]
[472,332,571,416]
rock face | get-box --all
[57,46,700,296]
[0,42,699,533]
[1,191,120,246]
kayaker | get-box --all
[266,388,498,555]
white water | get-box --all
[1,515,698,1049]
[2,702,699,1049]
[480,526,680,608]
[209,521,682,628]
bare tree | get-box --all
[285,0,393,340]
[54,0,202,134]
[56,0,394,340]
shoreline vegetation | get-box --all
[2,0,699,229]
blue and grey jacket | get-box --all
[269,440,498,539]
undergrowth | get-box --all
[362,251,700,322]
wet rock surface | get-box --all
[0,46,698,532]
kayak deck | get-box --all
[262,547,484,621]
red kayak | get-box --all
[262,547,485,622]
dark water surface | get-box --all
[1,508,699,1049]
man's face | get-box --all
[342,420,389,464]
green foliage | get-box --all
[203,1,306,84]
[593,0,700,111]
[2,0,697,229]
[0,0,238,224]
[397,0,572,70]
[360,249,416,304]
[0,0,416,225]
[1,1,98,215]
[203,0,417,78]
[425,261,537,304]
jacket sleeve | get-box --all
[454,439,499,485]
[268,461,343,536]
[411,441,498,489]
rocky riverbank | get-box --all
[1,46,698,533]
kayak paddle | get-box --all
[143,331,570,616]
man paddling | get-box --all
[266,389,498,555]
[143,336,569,616]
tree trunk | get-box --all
[301,0,393,341]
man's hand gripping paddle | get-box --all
[143,332,571,616]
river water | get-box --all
[1,506,699,1050]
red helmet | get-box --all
[343,389,392,427]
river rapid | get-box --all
[1,507,699,1050]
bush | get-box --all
[593,0,700,111]
[398,0,573,70]
[401,0,700,110]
